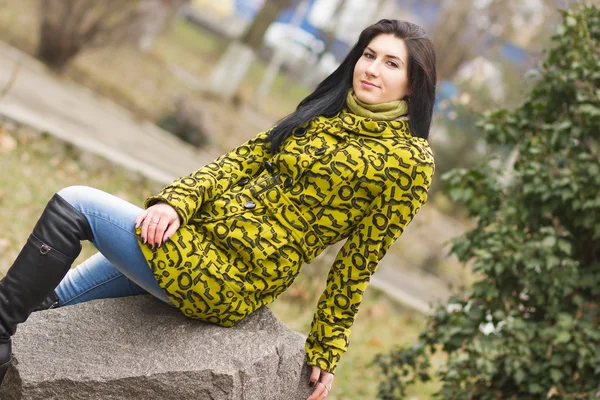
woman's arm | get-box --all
[144,130,272,226]
[305,153,434,374]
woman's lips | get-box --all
[361,80,379,89]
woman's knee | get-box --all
[57,185,99,208]
[56,186,141,223]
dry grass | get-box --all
[0,123,161,273]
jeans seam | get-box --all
[61,272,126,306]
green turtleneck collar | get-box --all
[345,89,408,121]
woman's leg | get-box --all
[55,253,148,306]
[0,190,95,383]
[0,185,176,384]
[55,185,173,306]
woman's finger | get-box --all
[146,215,160,247]
[308,366,320,387]
[140,213,154,244]
[135,210,148,229]
[318,374,334,400]
[317,381,330,400]
[162,220,180,243]
[320,371,334,387]
[153,218,170,248]
[307,381,327,400]
[307,366,323,400]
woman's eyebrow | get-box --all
[365,46,405,66]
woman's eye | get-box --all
[388,61,399,68]
[364,52,375,59]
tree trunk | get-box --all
[208,0,292,100]
[430,0,512,81]
[132,0,188,52]
[209,41,256,102]
[300,0,348,86]
[240,0,293,49]
[253,0,311,106]
[35,0,144,71]
[36,19,83,71]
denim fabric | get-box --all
[54,186,174,307]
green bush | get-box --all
[372,3,600,399]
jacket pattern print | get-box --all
[136,110,435,373]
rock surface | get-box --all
[0,295,314,399]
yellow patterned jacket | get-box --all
[136,110,435,373]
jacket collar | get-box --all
[345,89,408,120]
[311,111,413,140]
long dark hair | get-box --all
[266,19,437,153]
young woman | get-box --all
[0,19,436,399]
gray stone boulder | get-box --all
[0,295,314,399]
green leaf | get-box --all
[543,236,557,247]
[529,383,544,393]
[515,368,526,384]
[550,368,564,382]
[555,331,571,344]
[557,240,572,255]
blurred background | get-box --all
[0,0,583,398]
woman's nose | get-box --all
[366,61,380,77]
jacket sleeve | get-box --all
[144,130,272,225]
[305,151,434,374]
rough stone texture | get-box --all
[0,296,314,399]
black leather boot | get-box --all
[0,194,92,384]
[33,291,60,312]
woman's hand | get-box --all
[135,202,181,249]
[307,366,334,400]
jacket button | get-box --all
[284,177,293,188]
[265,161,274,173]
[294,127,307,137]
[238,178,250,186]
[244,201,256,210]
[315,148,326,156]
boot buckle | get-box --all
[40,244,51,255]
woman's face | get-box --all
[352,34,410,104]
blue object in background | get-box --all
[277,0,320,35]
[235,0,327,49]
[405,0,440,26]
[501,42,528,65]
[233,0,530,117]
[434,81,460,114]
[235,0,263,21]
[329,39,351,62]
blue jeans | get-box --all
[53,186,174,307]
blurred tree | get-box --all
[297,0,349,88]
[240,0,294,49]
[318,0,348,59]
[209,0,293,101]
[130,0,190,52]
[426,0,515,82]
[419,0,560,192]
[37,0,147,71]
[253,0,311,107]
[391,0,563,82]
[371,3,600,398]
